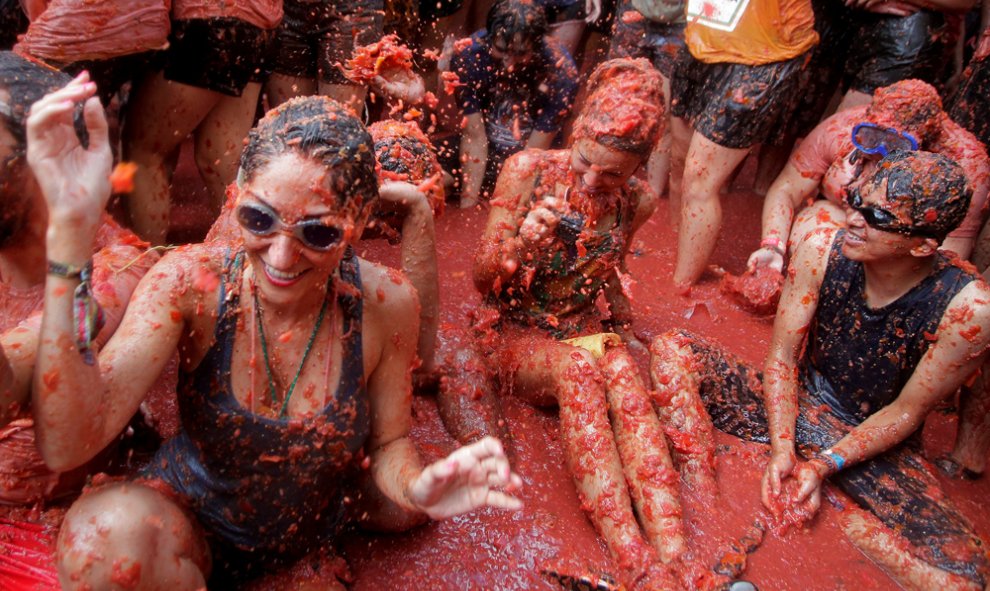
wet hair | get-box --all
[570,58,664,156]
[370,120,440,182]
[867,150,971,242]
[866,80,943,148]
[240,96,379,212]
[486,0,547,51]
[0,51,80,151]
[370,119,444,212]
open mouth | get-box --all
[263,262,307,287]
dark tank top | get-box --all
[802,231,977,425]
[493,155,636,336]
[145,250,369,556]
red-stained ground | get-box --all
[341,177,990,591]
[4,149,988,591]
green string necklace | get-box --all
[253,284,331,417]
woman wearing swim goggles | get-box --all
[850,122,919,158]
[236,201,346,251]
[845,187,935,238]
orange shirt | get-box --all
[685,0,817,65]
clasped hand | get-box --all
[761,449,828,524]
[518,196,565,248]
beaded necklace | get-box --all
[253,283,331,417]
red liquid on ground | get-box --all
[4,149,988,590]
[349,179,990,590]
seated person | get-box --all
[652,150,990,591]
[0,52,156,505]
[450,0,578,207]
[27,86,520,588]
[748,79,990,273]
[457,58,684,587]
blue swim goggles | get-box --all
[851,122,919,158]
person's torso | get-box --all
[147,249,369,553]
[684,0,817,64]
[803,232,978,424]
[492,151,635,337]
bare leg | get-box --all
[266,73,317,108]
[647,74,673,199]
[548,19,586,58]
[600,347,686,564]
[841,509,981,591]
[506,335,657,578]
[667,115,692,230]
[193,82,263,214]
[648,331,718,496]
[753,141,793,196]
[972,217,990,272]
[319,82,368,118]
[435,329,507,444]
[672,132,749,290]
[789,200,844,250]
[834,88,873,113]
[123,71,221,244]
[946,368,990,475]
[57,482,210,591]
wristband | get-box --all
[819,450,846,473]
[759,237,786,257]
[47,259,91,279]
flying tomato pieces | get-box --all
[109,161,138,193]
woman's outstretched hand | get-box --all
[408,436,523,520]
[26,71,111,241]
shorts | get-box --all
[608,4,685,77]
[0,0,28,50]
[670,48,807,149]
[62,52,157,105]
[948,53,990,147]
[272,0,384,85]
[843,9,953,94]
[670,330,990,586]
[164,18,276,97]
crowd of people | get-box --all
[2,0,990,589]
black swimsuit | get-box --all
[145,250,369,579]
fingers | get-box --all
[83,95,110,151]
[26,72,97,148]
[481,490,523,511]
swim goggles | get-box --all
[850,122,919,158]
[845,188,933,237]
[236,202,345,251]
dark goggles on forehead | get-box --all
[845,189,934,238]
[851,122,919,158]
[236,202,344,251]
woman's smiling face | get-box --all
[238,152,359,305]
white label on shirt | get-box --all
[686,0,750,32]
